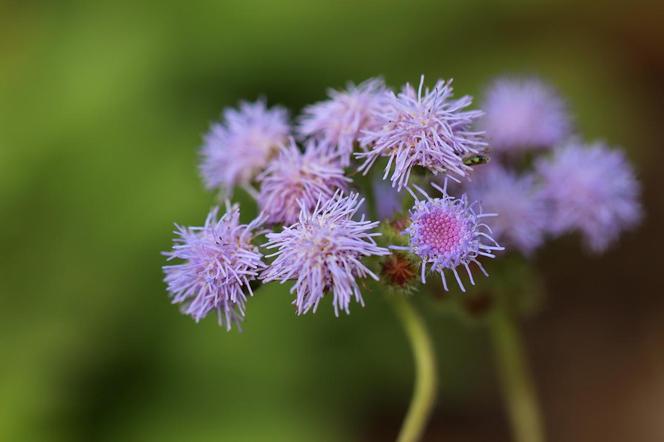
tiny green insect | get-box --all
[463,154,490,166]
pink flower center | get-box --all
[417,211,463,255]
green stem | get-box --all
[389,295,438,442]
[489,309,545,442]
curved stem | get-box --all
[389,295,438,442]
[490,309,545,442]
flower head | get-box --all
[536,141,642,252]
[399,182,502,292]
[466,165,547,255]
[298,78,386,166]
[358,76,486,190]
[200,99,289,192]
[480,77,571,152]
[163,205,265,330]
[261,192,389,315]
[257,138,350,225]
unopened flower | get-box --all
[396,183,503,292]
[382,252,418,288]
[466,165,547,255]
[536,141,642,252]
[480,77,570,152]
[372,178,404,220]
[262,192,389,315]
[257,138,350,225]
[358,76,485,190]
[163,205,265,330]
[200,99,289,192]
[298,78,386,166]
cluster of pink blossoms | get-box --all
[163,74,641,330]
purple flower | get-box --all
[163,205,265,330]
[261,192,390,315]
[397,182,503,292]
[358,76,486,190]
[466,165,547,255]
[298,78,386,166]
[480,77,571,152]
[372,178,404,220]
[536,141,642,253]
[257,138,350,225]
[200,99,289,192]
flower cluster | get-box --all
[466,165,547,255]
[200,99,289,193]
[535,140,642,252]
[163,74,641,330]
[395,183,503,292]
[480,77,570,153]
[262,192,389,315]
[257,138,350,225]
[463,77,641,256]
[298,78,386,166]
[358,76,486,189]
[163,205,265,330]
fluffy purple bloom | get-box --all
[536,141,642,252]
[200,99,289,192]
[358,76,486,190]
[298,78,386,166]
[163,205,265,330]
[466,165,547,255]
[397,182,503,292]
[480,77,571,152]
[257,138,350,225]
[261,192,389,315]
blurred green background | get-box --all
[1,1,663,441]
